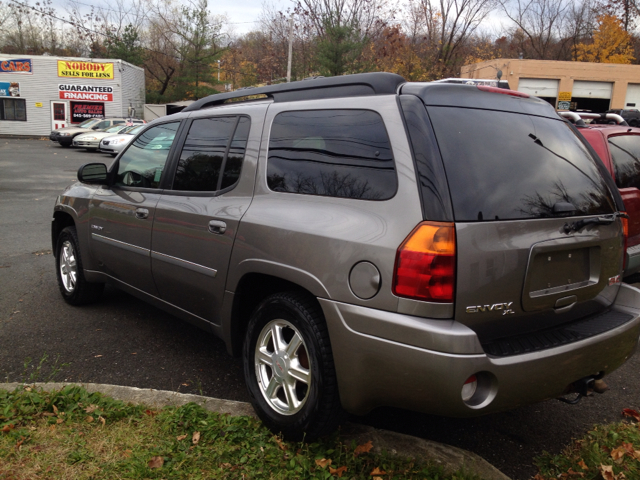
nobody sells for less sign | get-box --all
[57,61,114,79]
[59,84,114,102]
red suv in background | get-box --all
[562,113,640,277]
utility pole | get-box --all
[287,14,293,83]
[217,59,221,82]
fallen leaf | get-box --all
[144,410,158,416]
[622,408,640,422]
[1,424,15,433]
[373,477,384,480]
[177,434,187,441]
[85,416,94,423]
[15,437,25,449]
[634,450,640,460]
[181,383,189,386]
[622,442,634,454]
[315,458,332,468]
[220,463,232,469]
[192,431,200,445]
[52,405,58,414]
[94,355,102,358]
[600,465,614,480]
[578,459,589,470]
[330,465,347,477]
[148,456,164,469]
[98,416,105,426]
[567,468,584,477]
[275,437,287,451]
[611,446,626,460]
[85,405,98,414]
[122,449,132,458]
[354,440,373,456]
[56,418,64,424]
[370,467,387,475]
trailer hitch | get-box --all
[557,373,607,405]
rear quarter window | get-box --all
[608,135,640,189]
[427,107,616,221]
[267,109,397,200]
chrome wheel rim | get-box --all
[59,240,78,293]
[255,319,311,415]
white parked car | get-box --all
[98,124,146,156]
[73,125,137,151]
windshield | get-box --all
[104,126,124,133]
[127,125,145,135]
[78,118,102,128]
[428,107,616,221]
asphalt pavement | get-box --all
[1,137,639,480]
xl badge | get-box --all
[466,302,515,316]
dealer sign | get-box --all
[57,61,114,79]
[59,84,114,102]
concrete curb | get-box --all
[0,382,511,480]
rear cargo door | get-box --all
[427,106,623,344]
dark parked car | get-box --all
[52,73,640,440]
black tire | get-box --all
[55,226,104,305]
[243,292,344,441]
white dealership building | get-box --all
[0,54,145,137]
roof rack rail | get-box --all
[559,111,628,127]
[181,72,407,112]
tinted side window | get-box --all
[609,135,640,189]
[428,107,616,220]
[267,110,397,200]
[115,122,180,188]
[221,117,250,190]
[173,117,237,192]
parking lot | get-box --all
[1,137,640,479]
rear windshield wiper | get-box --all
[562,212,629,234]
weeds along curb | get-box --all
[0,382,511,480]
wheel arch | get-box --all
[51,210,76,256]
[226,272,324,357]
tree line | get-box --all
[1,0,639,103]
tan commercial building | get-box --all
[461,59,640,112]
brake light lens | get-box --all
[477,85,530,98]
[622,213,629,269]
[393,222,455,302]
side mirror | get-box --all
[78,163,108,184]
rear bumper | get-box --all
[320,283,640,416]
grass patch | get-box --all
[534,409,640,480]
[0,385,480,479]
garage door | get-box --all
[572,81,613,99]
[625,84,640,108]
[517,78,559,97]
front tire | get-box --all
[243,292,343,441]
[55,226,103,305]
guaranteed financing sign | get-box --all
[57,61,114,79]
[59,84,114,102]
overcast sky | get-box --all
[45,0,291,35]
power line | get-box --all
[4,0,259,81]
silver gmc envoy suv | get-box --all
[52,73,640,440]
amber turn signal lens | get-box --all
[393,222,456,302]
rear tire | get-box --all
[55,226,103,305]
[243,292,344,441]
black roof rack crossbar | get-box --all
[182,72,407,112]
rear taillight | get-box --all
[392,222,455,302]
[622,213,629,269]
[477,85,530,98]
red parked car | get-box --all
[562,113,640,277]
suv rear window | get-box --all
[608,134,640,189]
[267,110,397,200]
[427,107,616,221]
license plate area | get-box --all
[522,241,601,312]
[529,248,591,297]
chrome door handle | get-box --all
[208,220,227,234]
[135,208,149,219]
